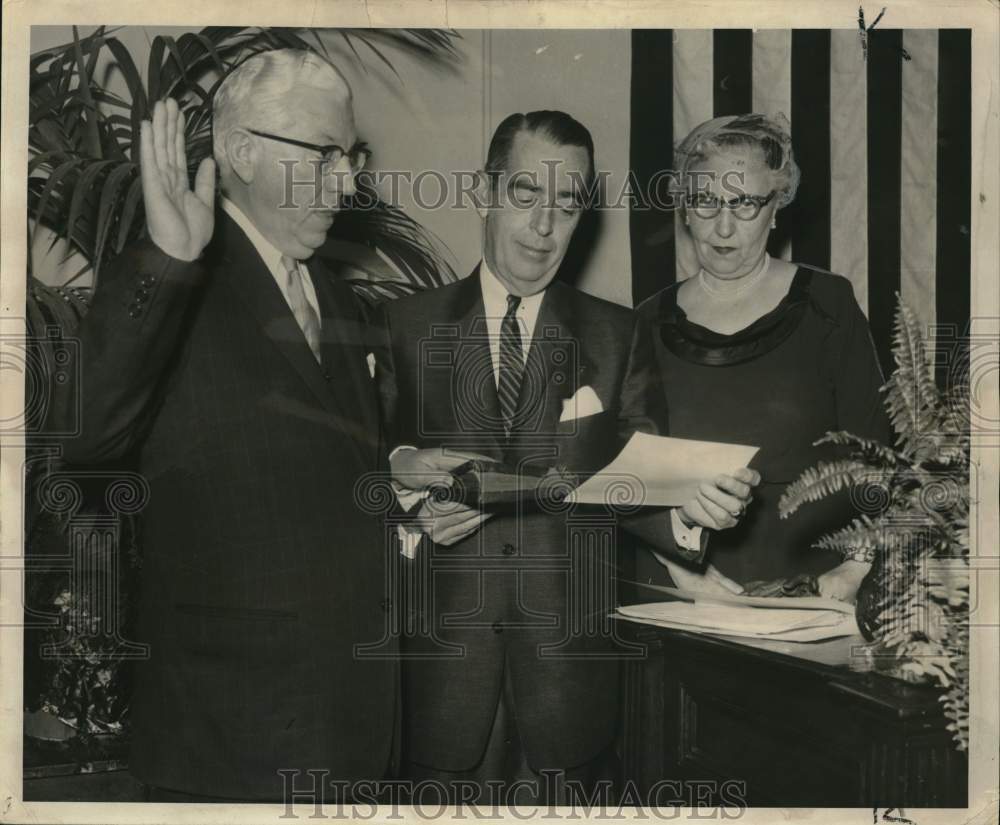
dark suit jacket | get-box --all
[57,213,396,799]
[373,268,700,773]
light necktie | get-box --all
[497,293,524,435]
[280,256,322,363]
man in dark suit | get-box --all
[57,50,395,802]
[375,111,758,803]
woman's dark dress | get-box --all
[635,266,892,586]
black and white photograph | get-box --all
[1,2,997,823]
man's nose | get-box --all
[324,159,357,199]
[531,204,554,237]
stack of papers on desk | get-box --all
[616,587,858,643]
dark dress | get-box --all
[634,266,892,587]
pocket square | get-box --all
[367,352,376,379]
[559,385,603,422]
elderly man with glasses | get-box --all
[57,49,395,803]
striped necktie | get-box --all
[497,293,524,435]
[280,256,322,363]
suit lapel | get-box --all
[519,282,588,437]
[309,262,380,446]
[450,267,505,453]
[215,213,374,466]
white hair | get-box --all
[212,49,350,176]
[676,113,801,209]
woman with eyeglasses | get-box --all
[633,113,891,603]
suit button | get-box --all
[323,372,332,381]
[492,620,504,634]
[140,276,156,288]
[502,543,516,556]
[127,303,142,318]
[135,288,149,302]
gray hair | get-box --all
[212,49,350,175]
[676,113,801,208]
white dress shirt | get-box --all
[479,258,544,379]
[221,198,322,323]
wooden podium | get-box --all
[617,619,968,807]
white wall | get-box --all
[29,27,634,305]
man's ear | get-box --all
[225,129,255,185]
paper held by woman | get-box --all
[616,585,859,644]
[566,431,758,507]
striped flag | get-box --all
[629,29,971,383]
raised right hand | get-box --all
[140,98,216,261]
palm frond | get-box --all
[28,25,463,288]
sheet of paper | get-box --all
[615,612,859,643]
[630,583,857,616]
[616,600,859,643]
[566,431,759,507]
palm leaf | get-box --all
[115,177,145,254]
[31,159,85,252]
[65,160,117,257]
[70,28,103,159]
[29,25,463,304]
[93,163,139,279]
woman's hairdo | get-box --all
[676,113,800,209]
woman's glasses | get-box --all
[686,190,777,221]
[248,128,371,173]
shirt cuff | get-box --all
[671,509,704,557]
[397,522,423,559]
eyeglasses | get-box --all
[247,128,371,173]
[686,190,777,221]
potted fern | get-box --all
[779,300,970,751]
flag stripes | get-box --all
[628,28,971,384]
[936,29,972,388]
[788,29,831,272]
[867,29,905,375]
[713,30,753,116]
[900,28,939,365]
[629,29,675,303]
[829,28,870,315]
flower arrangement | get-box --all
[779,299,970,750]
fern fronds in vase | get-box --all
[779,298,970,751]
